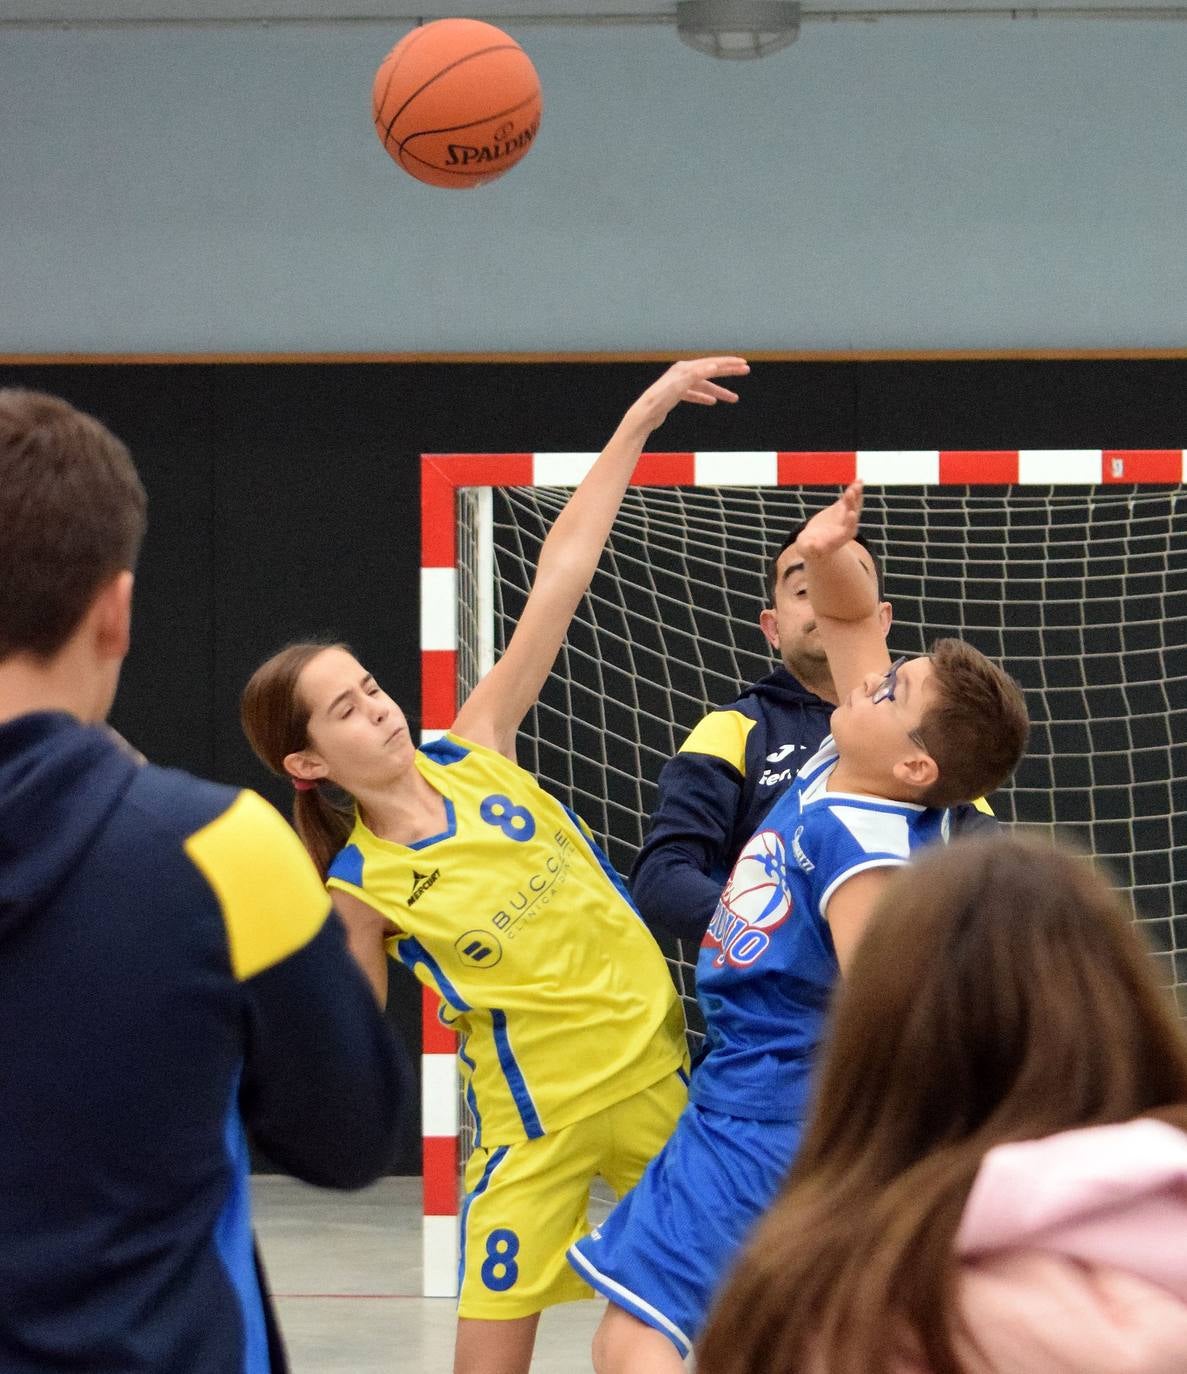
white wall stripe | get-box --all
[420,728,447,744]
[422,1054,460,1138]
[419,567,457,652]
[694,451,778,486]
[1018,450,1101,484]
[533,452,599,486]
[422,1215,460,1299]
[856,451,941,485]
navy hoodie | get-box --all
[0,713,407,1374]
[631,668,994,940]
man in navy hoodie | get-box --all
[0,391,407,1374]
[632,523,994,942]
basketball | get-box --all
[722,830,793,932]
[372,19,543,190]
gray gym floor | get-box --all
[254,1176,604,1372]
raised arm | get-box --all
[453,357,749,759]
[795,480,890,709]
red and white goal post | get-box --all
[418,447,1187,1297]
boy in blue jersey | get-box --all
[632,523,994,945]
[0,391,407,1374]
[569,480,1030,1372]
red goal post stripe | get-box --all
[415,446,1184,1290]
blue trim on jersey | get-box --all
[490,1009,545,1140]
[817,856,908,918]
[458,1144,509,1296]
[213,1068,268,1374]
[399,936,472,1012]
[420,737,471,766]
[457,1037,483,1151]
[677,1066,690,1087]
[561,804,643,922]
[327,842,364,888]
[406,797,457,851]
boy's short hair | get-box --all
[0,390,147,661]
[919,638,1029,807]
[766,523,883,606]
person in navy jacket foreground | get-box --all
[0,390,408,1374]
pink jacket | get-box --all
[948,1118,1187,1374]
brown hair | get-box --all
[240,643,355,879]
[697,834,1187,1374]
[917,638,1029,807]
[0,390,146,661]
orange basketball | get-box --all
[372,19,543,190]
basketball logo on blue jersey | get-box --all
[704,829,793,968]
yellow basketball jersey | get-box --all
[326,733,688,1147]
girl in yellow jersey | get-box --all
[240,358,749,1374]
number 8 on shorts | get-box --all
[481,1229,520,1291]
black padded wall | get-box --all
[4,355,1185,1170]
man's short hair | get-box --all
[0,390,147,661]
[918,638,1030,807]
[766,522,883,606]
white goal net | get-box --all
[455,476,1187,1043]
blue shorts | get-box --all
[566,1102,802,1356]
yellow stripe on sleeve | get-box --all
[972,796,995,815]
[677,710,756,776]
[184,790,332,981]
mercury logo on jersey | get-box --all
[703,829,793,968]
[408,868,441,906]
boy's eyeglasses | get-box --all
[871,656,931,755]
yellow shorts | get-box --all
[457,1068,687,1320]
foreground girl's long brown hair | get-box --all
[240,642,354,878]
[697,833,1187,1374]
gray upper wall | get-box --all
[2,15,1184,352]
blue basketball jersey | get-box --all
[690,736,950,1123]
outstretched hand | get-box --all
[796,480,864,560]
[624,356,750,438]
